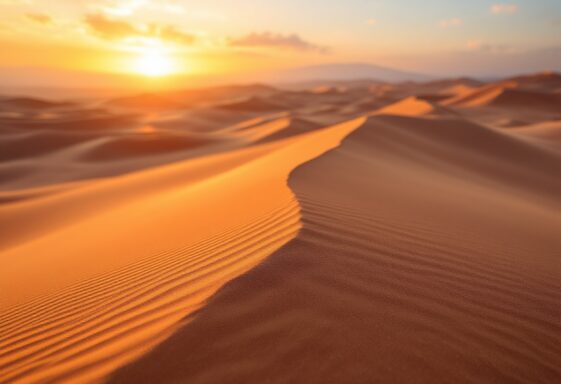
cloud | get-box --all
[0,0,32,4]
[149,24,196,45]
[491,4,519,14]
[439,18,463,28]
[367,19,378,26]
[229,32,327,53]
[84,13,138,39]
[94,0,148,16]
[26,13,52,25]
[84,13,196,45]
[91,0,186,16]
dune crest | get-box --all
[0,117,365,383]
[374,96,454,116]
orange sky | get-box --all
[1,0,560,85]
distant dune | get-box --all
[0,97,75,110]
[215,96,286,112]
[504,72,561,92]
[107,93,188,110]
[375,96,456,117]
[444,83,561,112]
[0,63,431,94]
[1,72,561,384]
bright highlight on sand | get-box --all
[133,48,175,77]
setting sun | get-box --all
[133,48,175,77]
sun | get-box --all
[133,48,175,77]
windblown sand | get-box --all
[1,74,561,383]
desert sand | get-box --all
[1,72,561,384]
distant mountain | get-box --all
[262,63,432,84]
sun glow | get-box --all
[133,48,176,77]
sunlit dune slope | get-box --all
[374,96,456,117]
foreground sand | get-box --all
[1,73,561,383]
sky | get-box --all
[0,0,560,84]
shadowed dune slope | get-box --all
[512,120,561,141]
[510,121,561,151]
[109,114,561,384]
[0,118,363,384]
[504,72,561,92]
[0,131,97,162]
[0,97,75,110]
[79,133,217,162]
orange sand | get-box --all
[1,73,561,384]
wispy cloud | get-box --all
[491,4,519,14]
[26,13,52,25]
[93,0,148,16]
[439,18,463,28]
[149,24,195,45]
[0,0,32,4]
[90,0,187,16]
[229,32,327,53]
[84,13,196,45]
[84,13,137,40]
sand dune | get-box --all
[216,96,286,112]
[107,94,187,110]
[444,83,561,112]
[502,72,561,93]
[510,120,561,151]
[440,83,477,97]
[0,131,97,162]
[79,132,219,162]
[0,97,75,110]
[0,113,140,131]
[0,116,363,383]
[230,116,322,143]
[1,73,561,384]
[107,85,278,111]
[513,120,561,140]
[108,113,561,384]
[443,83,515,108]
[170,84,278,106]
[375,96,456,117]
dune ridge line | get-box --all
[0,117,366,384]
